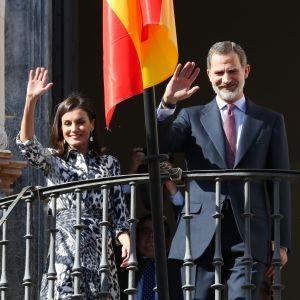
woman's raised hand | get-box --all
[26,67,53,100]
[20,67,54,142]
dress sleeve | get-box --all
[107,156,129,239]
[16,133,55,176]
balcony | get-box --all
[0,169,299,299]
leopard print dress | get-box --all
[17,135,129,299]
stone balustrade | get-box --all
[0,150,27,195]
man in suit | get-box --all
[157,41,291,299]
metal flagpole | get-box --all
[143,86,170,300]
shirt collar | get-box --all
[216,95,247,113]
[65,146,97,159]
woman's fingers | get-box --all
[43,82,54,92]
[37,67,45,80]
[41,69,48,82]
[29,70,34,81]
[122,245,129,258]
[30,67,48,82]
[33,67,40,80]
[120,245,130,268]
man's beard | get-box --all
[212,79,245,102]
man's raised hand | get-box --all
[162,62,200,105]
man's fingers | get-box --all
[180,62,195,78]
[173,63,182,78]
[186,86,200,98]
[184,62,196,78]
[189,67,201,83]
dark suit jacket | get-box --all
[157,98,291,264]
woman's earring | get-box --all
[89,132,94,142]
[63,139,66,144]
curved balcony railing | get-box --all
[0,169,300,300]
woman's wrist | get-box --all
[25,95,39,105]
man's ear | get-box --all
[244,64,250,79]
[207,69,212,82]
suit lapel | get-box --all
[235,99,264,166]
[200,100,227,168]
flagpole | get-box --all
[143,86,170,300]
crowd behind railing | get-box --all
[0,169,299,300]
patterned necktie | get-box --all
[141,258,156,300]
[224,104,236,168]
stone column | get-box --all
[0,0,8,152]
[4,1,52,298]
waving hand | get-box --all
[163,62,200,105]
[20,67,53,142]
[27,67,53,99]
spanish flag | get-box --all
[103,0,178,128]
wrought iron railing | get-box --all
[0,169,299,300]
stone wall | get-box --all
[0,0,7,151]
[3,1,52,298]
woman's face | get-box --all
[61,108,95,155]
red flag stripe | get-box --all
[140,0,162,25]
[103,0,143,127]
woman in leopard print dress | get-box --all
[17,67,130,299]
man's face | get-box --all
[207,52,250,103]
[137,219,155,258]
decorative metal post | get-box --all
[47,194,58,300]
[271,180,283,300]
[124,181,138,299]
[242,179,254,300]
[212,178,224,300]
[23,193,34,300]
[182,180,194,300]
[72,189,84,299]
[99,185,110,299]
[0,205,8,300]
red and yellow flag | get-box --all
[103,0,178,128]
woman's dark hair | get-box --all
[50,93,102,158]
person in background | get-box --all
[17,67,130,299]
[133,214,183,300]
[118,148,184,299]
[122,147,184,210]
[157,41,291,299]
[135,214,168,300]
